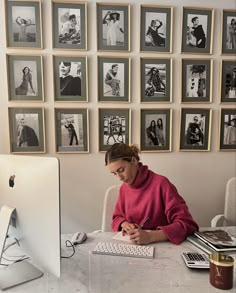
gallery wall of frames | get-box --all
[3,0,236,154]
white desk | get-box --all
[1,231,236,293]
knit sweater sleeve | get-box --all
[111,190,126,231]
[157,178,199,245]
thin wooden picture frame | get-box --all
[53,55,88,102]
[179,108,212,151]
[219,108,236,151]
[5,0,43,49]
[97,56,130,102]
[8,107,45,153]
[221,9,236,55]
[98,108,131,152]
[7,54,44,102]
[220,60,236,103]
[96,2,130,52]
[140,57,172,103]
[181,58,213,103]
[54,108,89,153]
[140,108,172,152]
[52,0,87,50]
[181,7,214,54]
[140,5,173,53]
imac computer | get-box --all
[0,154,61,290]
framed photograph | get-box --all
[220,60,236,103]
[179,108,212,151]
[52,0,87,50]
[54,108,89,153]
[96,3,130,52]
[140,5,173,53]
[221,9,236,55]
[140,109,172,152]
[181,7,214,54]
[181,58,212,103]
[53,55,87,102]
[5,0,42,48]
[8,107,45,153]
[141,57,172,103]
[7,54,44,101]
[219,108,236,151]
[99,108,130,152]
[98,56,130,102]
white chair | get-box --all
[211,177,236,227]
[101,185,120,232]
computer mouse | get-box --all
[71,232,87,245]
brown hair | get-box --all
[105,143,140,165]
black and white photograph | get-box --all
[103,62,124,97]
[180,108,211,151]
[55,108,89,153]
[140,109,172,152]
[220,60,236,103]
[102,10,124,47]
[6,0,42,48]
[53,55,87,102]
[222,10,236,55]
[97,3,130,51]
[182,59,212,103]
[181,7,214,54]
[99,108,130,151]
[98,56,130,102]
[140,5,173,53]
[145,13,166,48]
[52,1,87,50]
[141,58,172,102]
[8,107,45,153]
[219,109,236,150]
[7,54,43,101]
[186,14,207,49]
[58,8,81,45]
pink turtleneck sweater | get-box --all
[111,163,199,244]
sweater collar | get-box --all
[129,162,150,189]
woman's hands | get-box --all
[121,221,138,235]
[120,221,151,245]
[120,221,168,245]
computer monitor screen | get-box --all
[0,154,61,278]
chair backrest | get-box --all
[224,177,236,226]
[101,185,120,232]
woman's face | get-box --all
[107,158,138,185]
[59,62,71,76]
[157,119,162,126]
[151,120,155,127]
[23,67,29,74]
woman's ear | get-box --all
[131,157,138,166]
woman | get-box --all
[146,19,165,47]
[16,16,33,42]
[59,62,81,96]
[156,118,165,145]
[146,120,158,145]
[227,18,236,49]
[15,67,35,96]
[103,11,124,46]
[17,118,39,147]
[105,143,199,245]
[105,64,120,96]
[145,67,165,96]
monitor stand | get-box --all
[0,205,43,290]
[0,260,43,290]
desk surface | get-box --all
[1,231,236,293]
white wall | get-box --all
[0,0,235,233]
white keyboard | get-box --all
[92,242,155,259]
